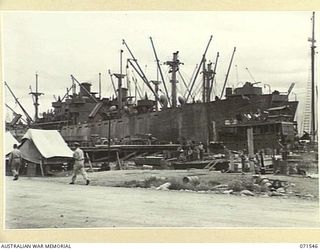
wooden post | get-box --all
[229,152,235,172]
[39,160,44,177]
[86,153,94,172]
[116,151,122,170]
[212,121,217,142]
[247,127,254,157]
[247,127,255,172]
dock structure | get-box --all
[82,144,180,163]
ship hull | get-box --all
[60,95,298,145]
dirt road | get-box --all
[5,177,320,228]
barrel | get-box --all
[183,176,200,185]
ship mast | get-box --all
[114,49,125,111]
[309,11,317,142]
[209,52,220,100]
[203,62,214,102]
[202,57,206,102]
[29,73,43,120]
[165,51,182,108]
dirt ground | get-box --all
[50,169,318,198]
[5,170,320,229]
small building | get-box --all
[218,121,296,154]
[19,129,73,176]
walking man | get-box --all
[69,142,90,185]
[9,144,22,181]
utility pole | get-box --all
[165,51,182,108]
[309,11,317,142]
[29,73,43,121]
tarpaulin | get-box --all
[21,129,73,159]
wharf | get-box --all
[82,144,180,162]
[85,144,180,152]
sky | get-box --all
[2,11,319,132]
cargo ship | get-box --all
[33,50,299,153]
[6,36,300,153]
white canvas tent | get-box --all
[19,129,73,164]
[5,131,19,156]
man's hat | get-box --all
[74,142,80,146]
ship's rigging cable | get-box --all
[186,35,213,103]
[150,37,171,106]
[208,52,219,101]
[182,64,198,99]
[245,67,256,83]
[61,84,74,102]
[122,39,161,104]
[192,78,204,101]
[108,69,118,96]
[177,70,191,99]
[5,103,28,124]
[70,75,98,103]
[130,70,143,100]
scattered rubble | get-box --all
[119,170,316,200]
[223,190,233,194]
[156,182,171,190]
[240,190,254,196]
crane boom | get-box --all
[220,47,236,99]
[287,82,295,96]
[4,81,33,124]
[186,35,213,102]
[150,37,171,105]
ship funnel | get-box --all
[80,82,91,97]
[159,95,168,108]
[178,96,186,106]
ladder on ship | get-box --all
[301,70,312,134]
